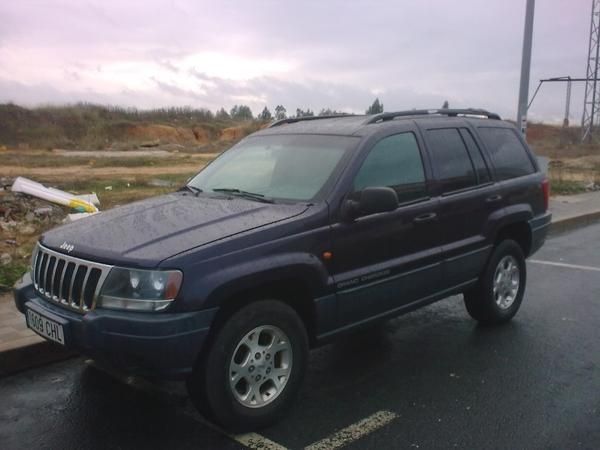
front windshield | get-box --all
[188,134,357,201]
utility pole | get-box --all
[564,77,572,127]
[516,0,535,137]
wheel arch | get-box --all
[198,254,331,349]
[494,220,533,257]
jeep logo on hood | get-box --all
[60,241,75,253]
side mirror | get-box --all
[341,186,399,221]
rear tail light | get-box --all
[541,178,550,211]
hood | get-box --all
[41,193,309,267]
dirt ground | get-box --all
[0,163,205,181]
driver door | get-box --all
[330,131,443,327]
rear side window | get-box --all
[477,127,535,180]
[426,128,476,193]
[353,132,427,204]
[459,129,490,183]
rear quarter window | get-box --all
[477,127,536,180]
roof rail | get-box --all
[365,108,501,124]
[268,114,355,128]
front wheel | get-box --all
[464,239,527,325]
[187,300,308,432]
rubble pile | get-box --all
[0,177,66,268]
[1,180,66,228]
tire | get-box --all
[464,239,527,325]
[186,300,308,432]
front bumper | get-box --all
[529,211,552,256]
[14,274,217,379]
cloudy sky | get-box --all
[0,0,590,122]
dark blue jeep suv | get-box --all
[14,109,551,431]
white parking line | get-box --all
[89,361,397,450]
[529,259,600,272]
[233,433,289,450]
[304,410,398,450]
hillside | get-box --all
[0,103,263,152]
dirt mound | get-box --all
[125,125,196,144]
[191,127,210,144]
[220,126,245,141]
[526,123,562,142]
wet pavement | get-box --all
[1,223,600,449]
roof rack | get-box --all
[365,108,501,124]
[268,114,356,128]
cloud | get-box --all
[0,0,590,122]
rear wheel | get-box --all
[187,300,308,432]
[464,239,526,324]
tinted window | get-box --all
[477,127,535,180]
[426,128,477,193]
[460,129,490,183]
[353,133,427,203]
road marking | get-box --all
[233,433,289,450]
[304,410,398,450]
[88,360,395,450]
[529,259,600,272]
[85,361,290,450]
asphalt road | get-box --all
[2,223,600,450]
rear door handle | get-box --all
[413,212,437,224]
[485,194,503,203]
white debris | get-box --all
[1,253,12,266]
[11,177,98,213]
[65,212,100,222]
[74,193,100,206]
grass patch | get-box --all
[550,179,587,195]
[0,151,209,168]
[0,261,28,291]
[48,173,197,208]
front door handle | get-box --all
[485,194,503,203]
[413,212,437,224]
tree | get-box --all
[274,105,287,120]
[216,107,230,120]
[295,108,315,118]
[259,107,272,121]
[318,108,346,116]
[230,104,253,121]
[365,98,384,115]
[441,100,449,109]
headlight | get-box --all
[97,267,183,312]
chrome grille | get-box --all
[31,243,112,313]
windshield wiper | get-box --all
[212,188,274,203]
[179,185,203,196]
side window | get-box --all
[459,128,490,183]
[477,127,536,180]
[353,132,427,204]
[426,128,477,193]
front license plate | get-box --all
[26,308,65,345]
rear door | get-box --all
[330,130,443,327]
[422,125,498,288]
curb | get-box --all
[549,210,600,236]
[0,339,76,378]
[2,209,600,378]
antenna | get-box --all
[582,0,600,142]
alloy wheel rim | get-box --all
[228,325,293,408]
[493,255,520,310]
